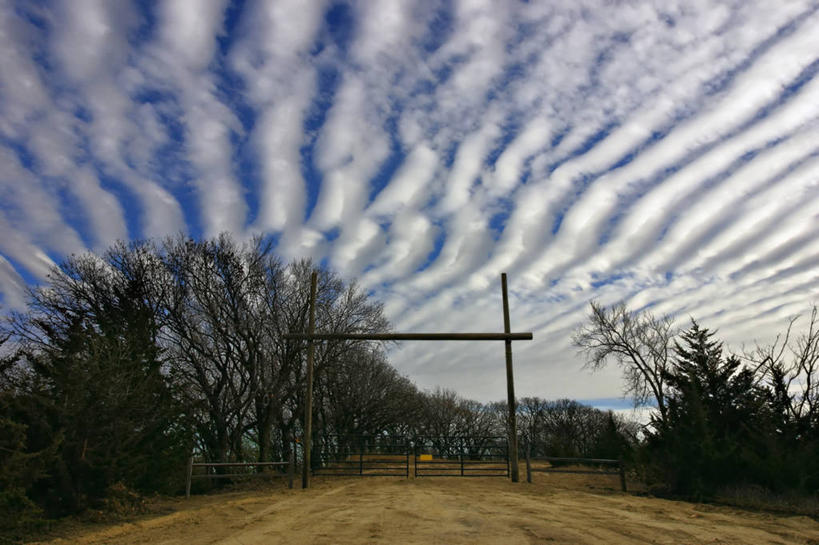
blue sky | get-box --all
[1,0,818,406]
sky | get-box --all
[1,0,818,409]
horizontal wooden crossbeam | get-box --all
[283,332,533,341]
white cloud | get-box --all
[156,0,228,71]
[360,210,436,287]
[0,213,56,282]
[252,96,311,232]
[0,9,50,140]
[0,147,85,256]
[488,116,551,196]
[229,0,326,238]
[436,114,503,215]
[368,144,438,216]
[311,74,391,234]
[70,167,128,249]
[149,0,247,237]
[0,254,28,310]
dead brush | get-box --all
[715,484,819,519]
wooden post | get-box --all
[302,271,318,489]
[460,454,464,476]
[501,273,520,482]
[185,455,194,498]
[619,460,627,492]
[526,442,532,484]
[287,449,295,490]
[285,332,532,341]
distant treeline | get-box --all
[0,235,634,538]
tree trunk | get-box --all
[256,397,276,470]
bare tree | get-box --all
[745,305,819,426]
[159,235,268,463]
[0,313,14,382]
[572,301,675,423]
[319,345,419,438]
[412,389,499,457]
[279,261,392,466]
[516,397,548,455]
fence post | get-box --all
[501,273,520,482]
[460,454,464,476]
[288,450,294,489]
[526,448,532,484]
[619,460,627,492]
[302,271,317,489]
[185,456,194,498]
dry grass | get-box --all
[715,485,819,520]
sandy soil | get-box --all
[33,473,819,545]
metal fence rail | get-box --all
[414,456,509,477]
[312,435,410,477]
[525,455,626,491]
[313,454,410,477]
[186,452,294,497]
[414,436,509,478]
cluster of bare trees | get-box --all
[573,301,819,432]
[745,306,819,430]
[517,397,638,459]
[340,386,635,460]
[0,235,396,519]
[151,237,390,464]
[574,301,819,496]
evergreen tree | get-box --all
[590,411,632,461]
[646,321,766,497]
[7,249,191,514]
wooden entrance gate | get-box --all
[286,272,533,488]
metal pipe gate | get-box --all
[413,436,509,478]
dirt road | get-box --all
[35,476,819,545]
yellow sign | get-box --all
[419,454,433,461]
